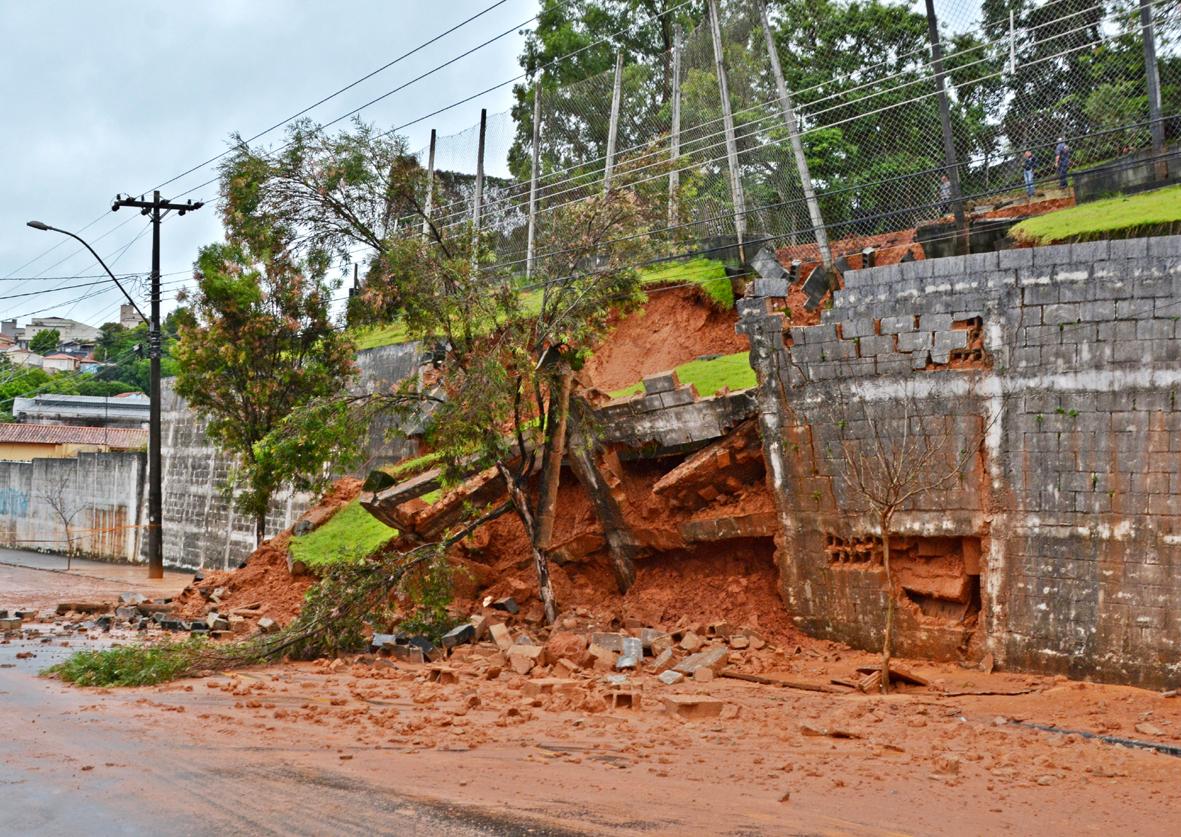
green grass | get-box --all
[610,350,756,399]
[1011,185,1181,244]
[46,640,206,687]
[350,258,731,351]
[288,500,397,569]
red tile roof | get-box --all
[0,423,148,449]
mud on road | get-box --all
[4,615,1181,836]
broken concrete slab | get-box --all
[674,646,729,676]
[441,623,476,649]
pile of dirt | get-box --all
[580,285,747,393]
[173,478,363,629]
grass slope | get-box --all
[352,258,731,351]
[288,500,397,568]
[610,350,755,399]
[1011,185,1181,244]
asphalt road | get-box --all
[0,635,582,837]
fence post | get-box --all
[472,108,487,259]
[759,0,832,270]
[923,0,967,252]
[668,24,683,231]
[707,0,747,265]
[1139,0,1166,176]
[527,76,543,278]
[603,52,624,193]
[421,129,436,239]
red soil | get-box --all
[173,478,363,627]
[580,285,747,393]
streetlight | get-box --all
[26,221,147,322]
[26,220,156,576]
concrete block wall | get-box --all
[740,235,1181,688]
[0,452,144,562]
[149,341,424,571]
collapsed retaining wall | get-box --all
[149,341,422,571]
[0,452,144,562]
[741,235,1181,688]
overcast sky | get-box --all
[0,0,536,328]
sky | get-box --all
[0,0,536,329]
[0,0,992,332]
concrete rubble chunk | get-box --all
[605,691,641,710]
[639,628,670,654]
[0,617,20,631]
[257,617,278,634]
[658,670,684,686]
[662,694,725,720]
[506,644,543,675]
[679,631,703,652]
[674,645,730,676]
[441,623,476,649]
[649,648,676,674]
[590,632,628,653]
[489,622,514,652]
[119,592,147,605]
[491,597,519,615]
[521,678,581,698]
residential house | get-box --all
[0,422,147,461]
[42,353,81,374]
[12,393,149,428]
[1,347,44,368]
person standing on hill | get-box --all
[1054,137,1071,189]
[1022,149,1036,199]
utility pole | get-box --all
[923,0,967,251]
[112,190,202,579]
[472,108,487,264]
[421,128,437,239]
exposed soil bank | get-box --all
[580,285,746,393]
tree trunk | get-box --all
[533,365,574,551]
[880,516,894,694]
[498,463,558,624]
[255,512,267,550]
[64,523,72,571]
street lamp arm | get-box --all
[25,220,148,323]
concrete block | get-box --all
[1025,283,1059,306]
[857,335,894,357]
[1148,235,1181,257]
[1042,303,1081,325]
[933,330,968,351]
[1032,243,1073,266]
[919,313,953,332]
[751,277,789,298]
[643,372,679,394]
[1109,237,1149,259]
[879,315,915,334]
[840,318,875,339]
[897,330,932,352]
[659,387,697,408]
[967,251,999,272]
[1069,240,1109,263]
[912,350,931,369]
[930,255,966,277]
[999,248,1034,269]
[1116,298,1154,319]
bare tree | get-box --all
[41,468,85,570]
[818,380,995,692]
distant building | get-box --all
[17,317,101,350]
[42,353,81,374]
[120,304,145,329]
[0,422,148,461]
[12,393,149,429]
[1,347,44,368]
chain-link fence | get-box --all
[393,0,1180,275]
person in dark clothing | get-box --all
[937,174,951,215]
[1022,149,1036,198]
[1054,137,1070,189]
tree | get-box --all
[175,239,358,545]
[41,468,84,570]
[29,329,61,355]
[225,119,654,621]
[822,382,991,692]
